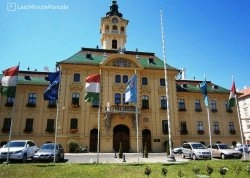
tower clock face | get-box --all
[112,18,118,23]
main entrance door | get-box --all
[113,125,130,152]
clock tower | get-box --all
[100,1,129,50]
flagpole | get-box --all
[6,64,19,164]
[97,69,101,164]
[206,106,212,159]
[233,78,246,160]
[134,70,139,164]
[204,74,212,159]
[53,67,61,164]
[160,9,175,160]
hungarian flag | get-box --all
[1,65,19,97]
[228,81,236,110]
[84,74,100,102]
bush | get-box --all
[67,140,80,153]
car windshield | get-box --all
[4,141,26,147]
[218,144,231,149]
[192,144,205,149]
[40,144,56,150]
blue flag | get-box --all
[199,80,208,107]
[44,71,61,100]
[125,74,137,103]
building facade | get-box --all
[0,1,242,152]
[238,87,250,144]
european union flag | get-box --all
[124,75,137,103]
[199,80,209,107]
[44,71,61,100]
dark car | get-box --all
[33,143,64,162]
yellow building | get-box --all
[0,1,241,152]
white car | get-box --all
[0,140,37,163]
[207,143,242,159]
[182,142,211,160]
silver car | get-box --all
[33,143,64,162]
[208,143,242,159]
[0,140,37,163]
[182,142,211,160]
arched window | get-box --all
[115,75,121,83]
[115,93,121,105]
[122,75,128,83]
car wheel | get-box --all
[221,154,226,160]
[60,154,64,161]
[178,150,182,154]
[181,153,185,158]
[22,154,27,163]
[192,154,197,160]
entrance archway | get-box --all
[142,129,152,152]
[89,128,98,152]
[113,125,130,152]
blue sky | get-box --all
[1,0,250,90]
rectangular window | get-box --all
[142,77,148,85]
[195,99,201,111]
[229,122,235,134]
[46,119,55,132]
[70,118,78,130]
[197,121,203,131]
[27,93,36,106]
[214,122,219,130]
[178,99,186,111]
[142,95,149,109]
[72,93,80,107]
[160,78,165,86]
[48,99,57,108]
[24,118,33,132]
[160,96,167,109]
[162,120,168,134]
[2,118,11,132]
[210,100,217,112]
[180,121,188,134]
[5,97,14,107]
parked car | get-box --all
[182,142,211,160]
[0,140,37,163]
[173,147,183,154]
[235,144,249,153]
[207,143,242,159]
[33,143,64,162]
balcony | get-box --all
[105,105,138,114]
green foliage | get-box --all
[234,166,241,175]
[144,166,151,177]
[67,140,80,153]
[218,166,228,177]
[192,166,200,175]
[1,160,250,178]
[206,163,214,176]
[178,169,184,177]
[161,167,167,177]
